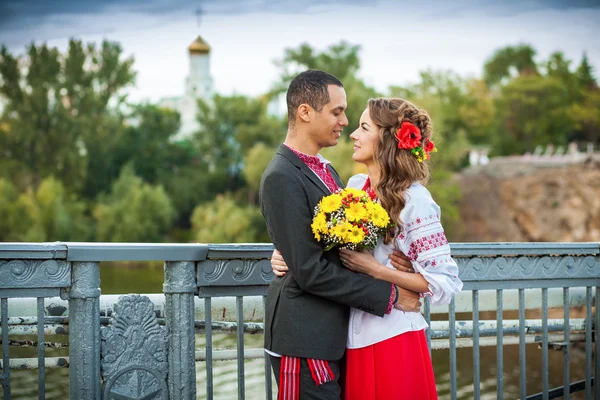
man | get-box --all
[260,70,420,399]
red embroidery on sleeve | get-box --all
[385,284,395,314]
[407,232,449,261]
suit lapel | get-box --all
[277,144,331,196]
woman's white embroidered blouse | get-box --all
[346,174,463,349]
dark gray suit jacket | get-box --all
[259,144,392,360]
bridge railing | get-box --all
[0,242,598,399]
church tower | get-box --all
[185,35,213,99]
[159,35,214,140]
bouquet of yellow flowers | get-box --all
[311,188,393,251]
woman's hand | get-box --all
[389,250,414,273]
[339,248,382,277]
[271,249,289,277]
[341,249,429,295]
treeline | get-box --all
[0,40,597,243]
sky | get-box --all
[1,0,599,103]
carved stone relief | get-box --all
[456,255,598,281]
[101,295,168,400]
[197,258,273,286]
[0,259,70,288]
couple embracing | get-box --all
[259,70,463,400]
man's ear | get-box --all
[298,104,313,123]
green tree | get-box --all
[68,40,136,199]
[0,43,83,190]
[94,165,175,242]
[191,194,268,243]
[0,40,135,196]
[27,178,91,241]
[546,52,573,80]
[417,69,469,135]
[243,143,277,204]
[160,160,234,232]
[545,52,579,102]
[427,170,462,240]
[274,41,361,90]
[0,179,25,241]
[116,104,239,229]
[80,113,130,200]
[194,94,283,185]
[272,41,380,129]
[458,79,496,145]
[0,178,92,241]
[493,75,573,154]
[577,52,597,90]
[235,96,286,154]
[571,90,600,144]
[483,44,538,87]
[125,104,181,183]
[569,53,599,144]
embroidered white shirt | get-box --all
[346,174,463,349]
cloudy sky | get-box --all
[1,0,599,103]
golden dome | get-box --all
[188,35,210,54]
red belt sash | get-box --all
[278,356,334,400]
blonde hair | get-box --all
[367,97,433,244]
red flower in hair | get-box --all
[424,140,435,153]
[396,122,421,149]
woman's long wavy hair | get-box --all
[368,97,433,244]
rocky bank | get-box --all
[453,155,600,242]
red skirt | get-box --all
[344,329,437,400]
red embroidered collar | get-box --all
[362,176,377,200]
[285,144,329,168]
[285,144,339,193]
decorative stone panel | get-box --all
[197,258,274,286]
[101,295,168,400]
[456,255,599,281]
[0,259,70,288]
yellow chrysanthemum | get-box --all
[369,203,391,228]
[311,211,328,234]
[319,194,342,213]
[364,202,377,215]
[347,226,366,244]
[332,222,353,241]
[345,202,368,222]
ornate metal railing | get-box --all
[0,242,598,400]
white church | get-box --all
[158,35,214,141]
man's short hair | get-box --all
[286,69,343,123]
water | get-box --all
[2,263,589,399]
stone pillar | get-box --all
[69,261,101,399]
[164,261,197,399]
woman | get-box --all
[272,98,462,399]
